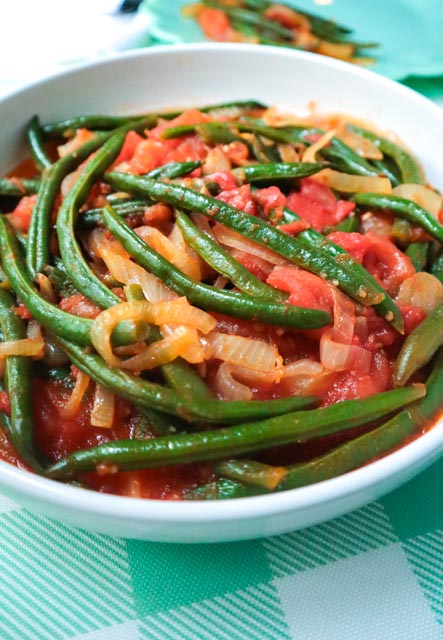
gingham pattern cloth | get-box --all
[2,455,443,640]
[1,7,443,637]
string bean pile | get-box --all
[0,99,442,500]
[183,0,377,65]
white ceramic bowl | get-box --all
[1,44,443,543]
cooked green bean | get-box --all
[26,115,52,172]
[213,459,287,489]
[102,205,331,329]
[105,173,404,330]
[0,288,42,471]
[405,242,429,272]
[232,161,325,183]
[352,193,443,243]
[431,247,443,284]
[42,114,157,137]
[45,384,424,479]
[56,131,127,309]
[0,177,40,196]
[394,301,443,386]
[176,210,287,302]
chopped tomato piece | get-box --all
[267,266,333,313]
[8,194,37,232]
[163,134,210,164]
[279,219,311,235]
[113,130,144,165]
[59,294,101,319]
[198,7,232,41]
[253,186,286,219]
[0,391,10,416]
[126,139,167,175]
[286,178,355,231]
[231,249,274,281]
[216,184,258,215]
[327,231,415,295]
[205,171,238,191]
[12,303,32,319]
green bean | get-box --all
[213,459,287,489]
[26,130,110,279]
[162,100,267,120]
[232,161,325,183]
[394,301,443,386]
[348,125,423,184]
[430,247,443,284]
[175,210,287,302]
[146,160,202,179]
[185,477,267,500]
[56,131,127,309]
[26,115,52,172]
[370,158,401,187]
[352,193,443,244]
[0,177,40,196]
[45,384,424,479]
[80,199,150,229]
[54,336,319,424]
[405,242,429,272]
[0,215,143,347]
[42,114,157,137]
[0,288,42,470]
[105,173,404,330]
[102,205,331,329]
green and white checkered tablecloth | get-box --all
[1,5,443,637]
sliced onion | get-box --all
[330,286,356,344]
[397,272,443,313]
[227,363,281,385]
[278,143,300,163]
[337,125,383,160]
[0,321,45,358]
[213,363,253,401]
[320,328,371,373]
[91,298,216,367]
[59,370,90,419]
[313,168,392,194]
[302,129,336,163]
[393,183,442,218]
[205,332,283,377]
[213,224,288,265]
[161,324,205,364]
[57,128,95,158]
[202,147,232,174]
[89,227,129,260]
[317,41,355,61]
[282,358,323,378]
[135,225,201,281]
[90,384,115,428]
[101,251,175,302]
[121,325,200,370]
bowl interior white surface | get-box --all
[1,44,443,543]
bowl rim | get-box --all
[2,42,443,527]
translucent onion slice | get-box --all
[202,147,232,174]
[337,125,383,160]
[282,358,324,378]
[101,251,175,302]
[213,363,253,401]
[89,227,129,260]
[59,370,90,420]
[0,320,45,358]
[313,168,392,194]
[330,286,356,345]
[228,363,281,385]
[135,225,201,281]
[120,325,199,371]
[90,384,115,428]
[161,324,205,364]
[397,272,443,314]
[213,224,288,266]
[392,184,443,218]
[320,328,371,373]
[205,332,283,376]
[91,298,216,368]
[302,129,336,163]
